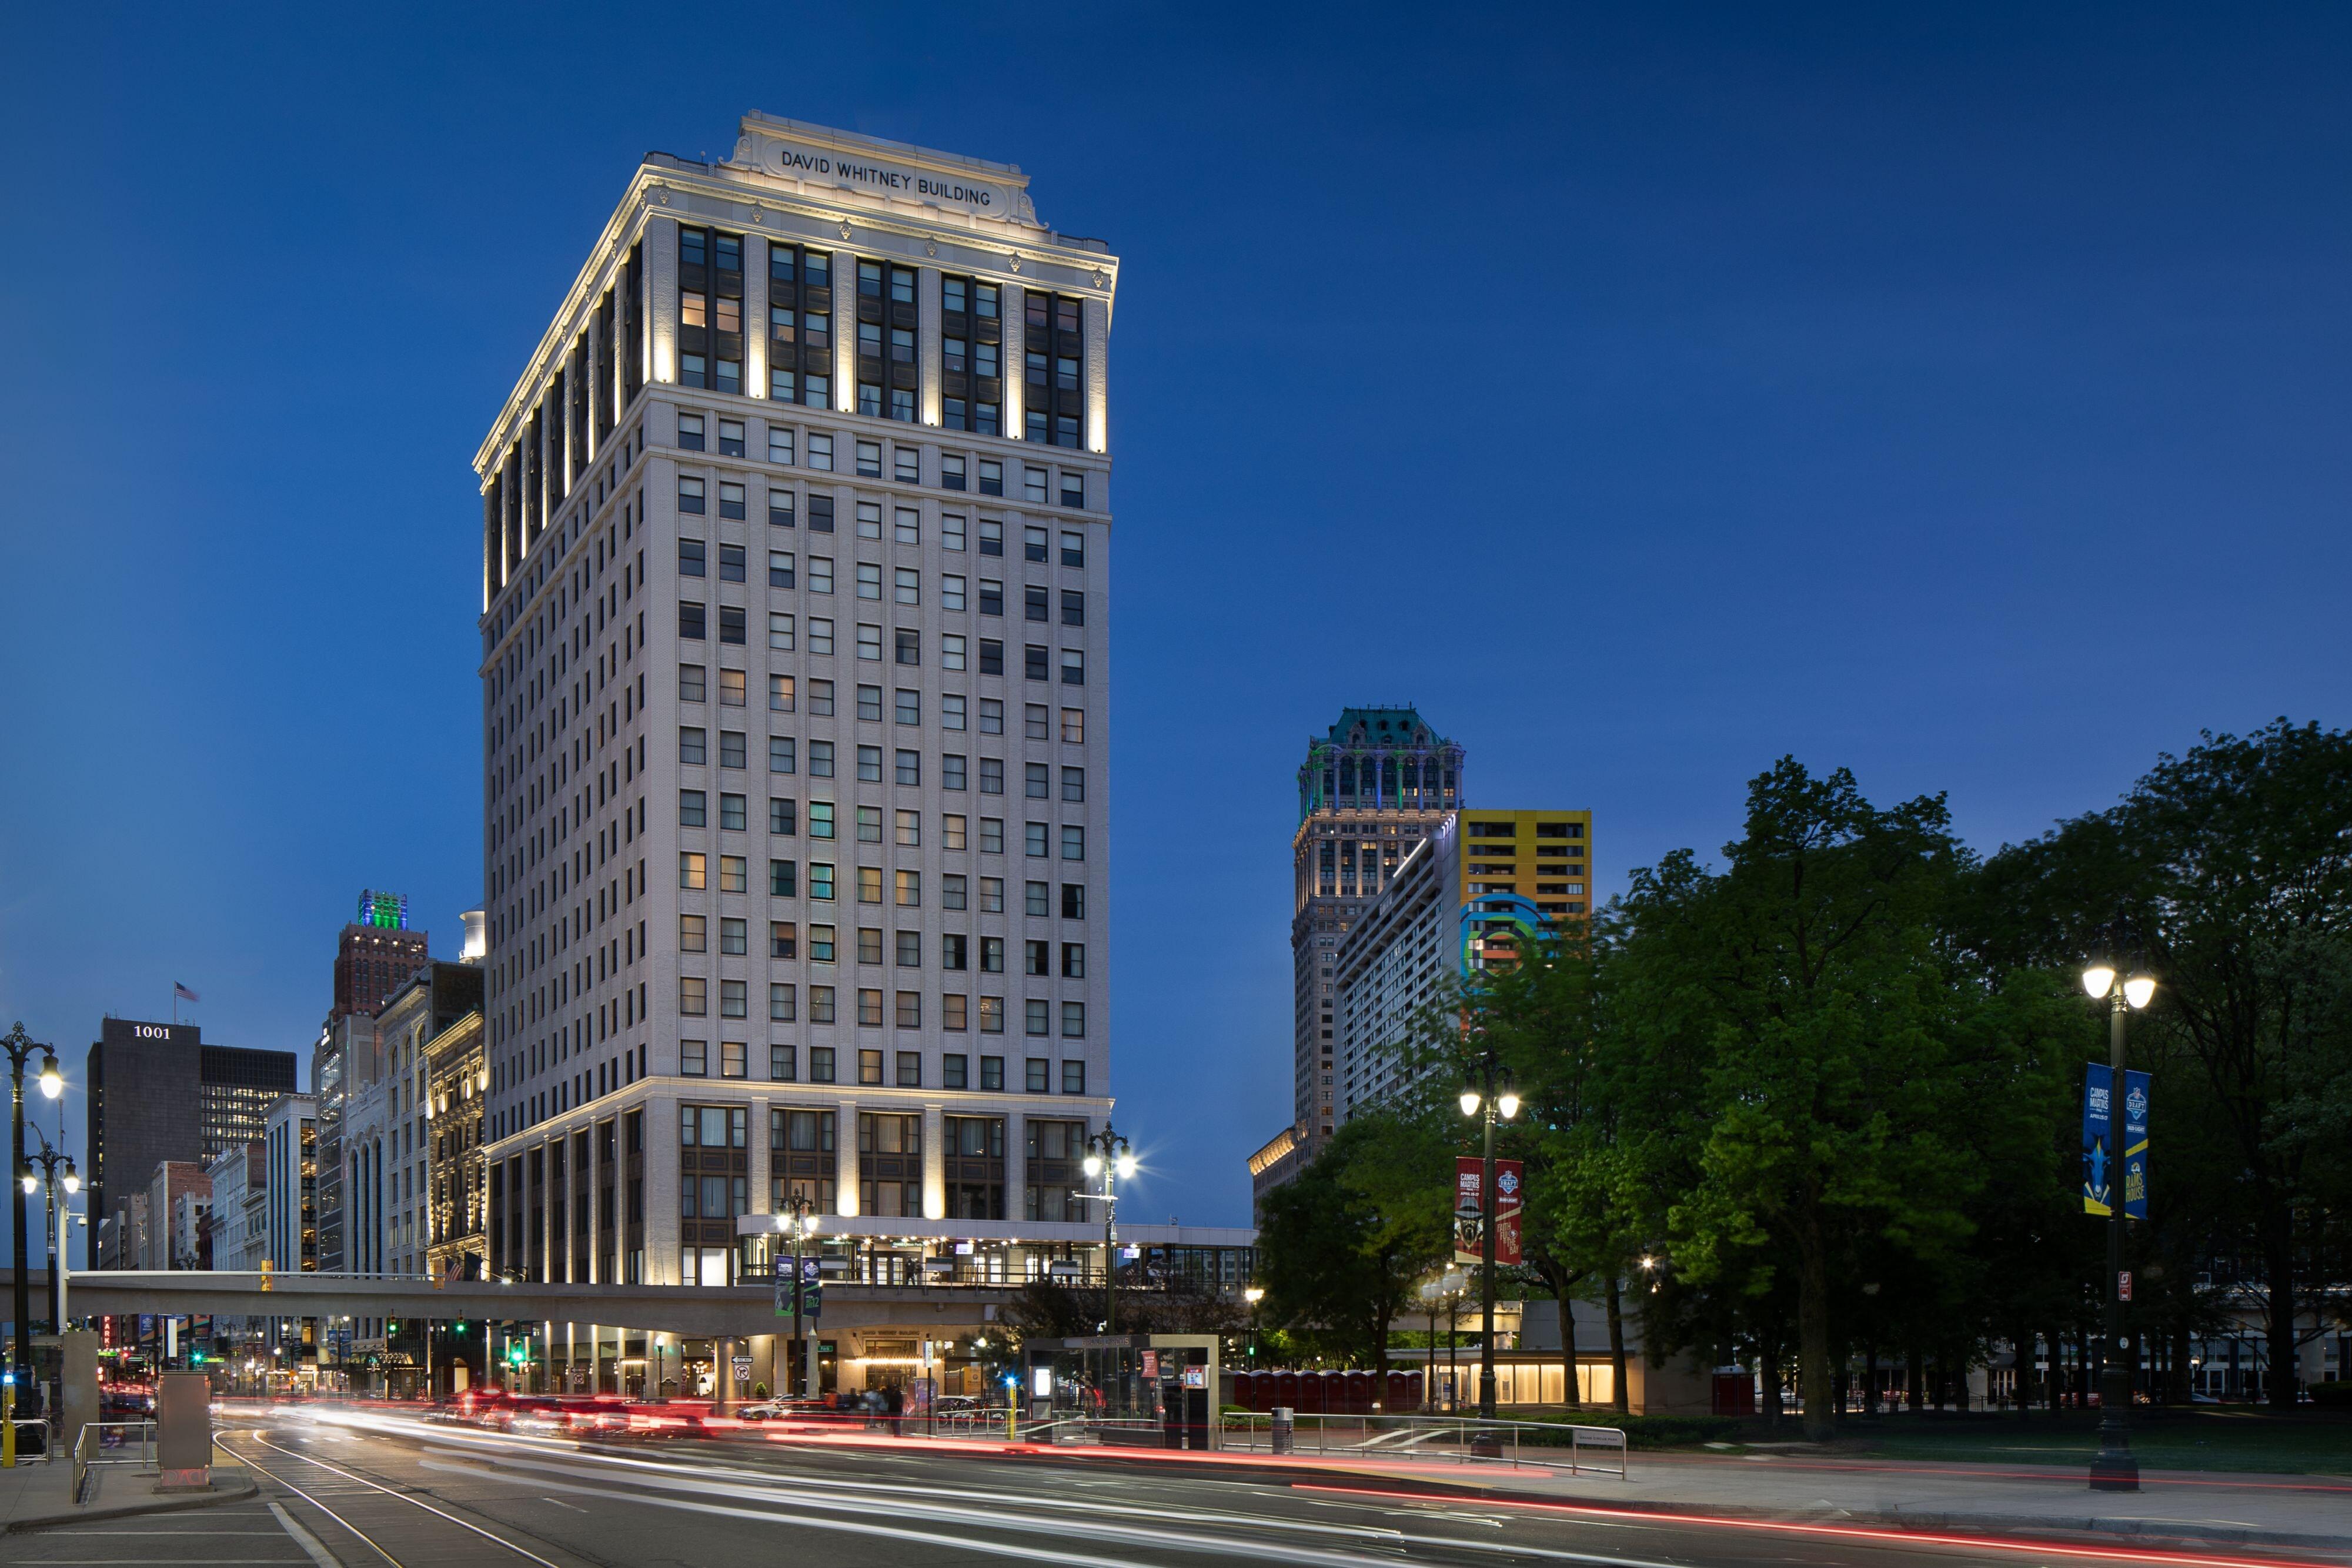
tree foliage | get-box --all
[1255,723,2352,1426]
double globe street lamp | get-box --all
[4,1026,64,1397]
[2083,938,2156,1493]
[19,1135,79,1341]
[1458,1068,1519,1438]
[774,1194,823,1398]
[1079,1128,1136,1335]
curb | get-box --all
[4,1468,259,1534]
[1379,1475,2352,1556]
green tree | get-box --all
[1615,758,2010,1439]
[1255,1114,1451,1371]
[1970,719,2352,1405]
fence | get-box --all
[72,1420,156,1505]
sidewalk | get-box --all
[0,1446,256,1534]
[1355,1447,2352,1557]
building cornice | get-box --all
[474,159,1120,480]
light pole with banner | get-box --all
[2082,931,2156,1493]
[775,1195,821,1396]
[1458,1051,1519,1437]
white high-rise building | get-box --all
[475,114,1117,1290]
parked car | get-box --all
[737,1397,835,1422]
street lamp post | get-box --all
[4,1025,64,1394]
[776,1195,821,1398]
[1242,1285,1264,1375]
[2083,941,2155,1493]
[19,1134,79,1336]
[1079,1126,1135,1335]
[1458,1062,1520,1435]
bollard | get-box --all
[2,1373,15,1468]
[1271,1405,1293,1456]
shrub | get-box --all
[2310,1381,2352,1409]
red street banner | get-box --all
[1454,1156,1524,1267]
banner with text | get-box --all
[2082,1064,2150,1220]
[1455,1156,1524,1266]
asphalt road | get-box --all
[4,1412,2290,1568]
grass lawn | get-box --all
[1800,1408,2352,1476]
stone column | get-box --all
[1001,284,1025,437]
[745,234,769,402]
[918,266,943,429]
[1083,293,1110,456]
[642,1091,681,1283]
[832,230,856,412]
[646,212,680,387]
[922,1102,946,1220]
[835,1095,859,1216]
[1003,1106,1027,1228]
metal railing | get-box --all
[72,1420,156,1505]
[8,1415,52,1464]
[1218,1412,1629,1477]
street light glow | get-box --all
[2082,962,2117,999]
[1082,1153,1103,1177]
[1458,1090,1481,1116]
[2123,973,2156,1009]
[1496,1091,1520,1119]
[38,1057,62,1099]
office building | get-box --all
[263,1094,319,1273]
[84,1019,298,1268]
[311,1014,366,1274]
[1252,708,1464,1199]
[143,1161,211,1270]
[205,1141,266,1272]
[425,1005,489,1282]
[333,891,433,1023]
[314,895,456,1273]
[473,112,1116,1290]
[1329,808,1593,1121]
[347,962,482,1278]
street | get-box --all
[8,1408,2322,1568]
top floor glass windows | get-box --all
[857,260,920,423]
[767,243,833,409]
[678,227,743,394]
[1023,292,1084,448]
[941,275,1003,437]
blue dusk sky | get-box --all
[1,4,2346,1240]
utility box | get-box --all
[156,1370,212,1490]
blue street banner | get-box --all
[2122,1067,2149,1221]
[2082,1064,2151,1220]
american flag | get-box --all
[174,982,201,1004]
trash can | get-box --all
[1271,1406,1294,1456]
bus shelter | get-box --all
[1021,1334,1220,1449]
